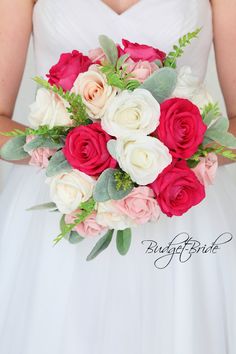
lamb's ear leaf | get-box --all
[205,131,236,149]
[46,150,72,177]
[93,168,115,202]
[116,228,132,255]
[107,173,133,200]
[205,116,236,148]
[116,53,130,69]
[99,35,118,66]
[208,115,229,131]
[106,140,117,160]
[0,136,29,160]
[26,202,57,211]
[60,214,67,234]
[67,231,84,244]
[24,136,63,152]
[86,229,114,261]
[140,67,177,103]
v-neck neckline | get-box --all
[98,0,143,17]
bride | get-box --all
[0,0,236,353]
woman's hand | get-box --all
[211,0,236,165]
[0,115,30,165]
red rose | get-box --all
[121,39,166,63]
[63,123,117,176]
[154,98,207,159]
[46,50,92,91]
[149,159,205,217]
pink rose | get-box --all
[121,39,166,63]
[192,153,218,187]
[26,135,55,169]
[65,211,107,237]
[88,47,107,63]
[113,186,161,225]
[46,50,92,91]
[126,59,158,83]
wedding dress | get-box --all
[0,1,236,353]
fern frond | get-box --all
[164,28,201,68]
[33,77,89,125]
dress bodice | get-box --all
[33,0,212,81]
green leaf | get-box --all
[23,136,63,152]
[60,214,67,233]
[141,68,177,103]
[68,231,84,244]
[93,168,134,202]
[100,62,141,91]
[53,198,96,245]
[207,115,229,132]
[125,79,140,91]
[116,54,130,69]
[2,125,71,142]
[202,102,221,126]
[99,35,118,66]
[116,228,132,255]
[154,59,163,68]
[0,128,26,137]
[26,202,57,211]
[106,140,117,159]
[46,150,72,177]
[202,136,212,146]
[93,168,113,202]
[113,170,135,191]
[86,229,114,261]
[164,28,201,68]
[0,136,29,160]
[187,159,200,168]
[204,116,236,148]
[206,131,236,149]
[107,173,133,200]
[214,147,236,161]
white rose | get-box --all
[47,170,95,214]
[115,135,172,185]
[96,201,135,230]
[72,65,117,119]
[28,88,72,128]
[101,89,160,138]
[172,66,213,109]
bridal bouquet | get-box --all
[1,29,236,259]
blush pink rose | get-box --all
[88,45,124,64]
[26,135,55,169]
[88,47,107,63]
[65,211,107,237]
[192,153,218,187]
[113,186,161,225]
[126,59,158,83]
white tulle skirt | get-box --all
[0,163,236,354]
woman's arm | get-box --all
[0,0,35,163]
[211,0,236,165]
